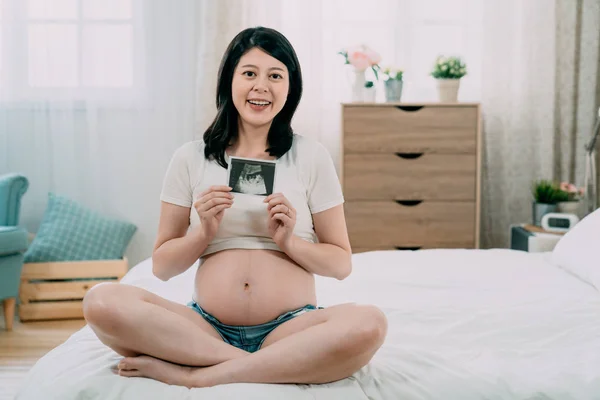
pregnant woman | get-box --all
[83,26,388,388]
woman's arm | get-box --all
[281,204,352,280]
[151,202,210,281]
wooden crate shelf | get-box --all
[19,258,128,322]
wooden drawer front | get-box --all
[345,201,475,249]
[343,106,477,154]
[344,153,476,201]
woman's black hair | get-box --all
[203,26,303,168]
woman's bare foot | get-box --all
[117,355,206,387]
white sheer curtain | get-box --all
[480,0,600,247]
[2,0,595,264]
[0,0,492,264]
[0,0,202,265]
[479,0,558,247]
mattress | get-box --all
[15,249,600,399]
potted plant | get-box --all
[339,45,381,102]
[382,67,403,102]
[556,182,585,214]
[531,179,561,226]
[430,55,467,102]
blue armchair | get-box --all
[0,174,29,331]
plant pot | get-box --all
[384,79,403,102]
[435,78,460,102]
[557,201,580,215]
[532,202,557,226]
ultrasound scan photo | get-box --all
[228,157,276,196]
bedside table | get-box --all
[510,224,564,252]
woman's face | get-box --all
[232,47,290,130]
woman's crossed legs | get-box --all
[83,282,388,388]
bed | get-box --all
[15,210,600,400]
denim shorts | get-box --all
[187,301,323,353]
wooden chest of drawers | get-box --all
[341,103,481,252]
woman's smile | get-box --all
[247,99,272,112]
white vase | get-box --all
[435,78,460,102]
[352,70,366,102]
[557,201,580,215]
[364,86,376,102]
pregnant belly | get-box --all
[193,249,317,326]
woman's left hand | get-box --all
[265,193,296,250]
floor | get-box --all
[0,313,86,400]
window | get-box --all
[0,0,145,102]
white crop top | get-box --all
[159,134,345,256]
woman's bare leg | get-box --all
[83,282,249,367]
[117,303,388,387]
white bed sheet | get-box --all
[15,249,600,400]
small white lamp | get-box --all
[584,107,600,214]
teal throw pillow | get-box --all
[24,193,137,262]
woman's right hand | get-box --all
[193,185,234,240]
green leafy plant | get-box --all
[365,81,374,88]
[431,55,467,79]
[558,181,585,201]
[553,189,570,203]
[532,180,586,204]
[382,67,403,81]
[532,180,562,204]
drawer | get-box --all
[343,105,477,154]
[345,201,476,249]
[352,247,424,253]
[344,153,476,201]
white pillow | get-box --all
[552,207,600,288]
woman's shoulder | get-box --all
[176,138,205,152]
[165,139,208,177]
[288,134,336,182]
[171,139,206,160]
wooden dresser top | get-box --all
[342,102,480,107]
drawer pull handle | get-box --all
[395,246,422,251]
[394,105,424,112]
[395,152,423,159]
[395,200,423,206]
